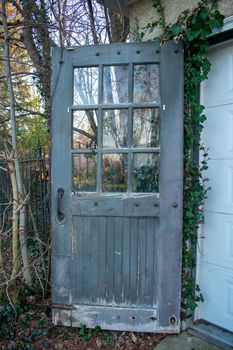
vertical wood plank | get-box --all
[113,217,123,304]
[83,217,92,300]
[51,48,73,304]
[90,216,99,302]
[122,217,131,304]
[147,218,157,306]
[75,217,84,299]
[129,217,138,304]
[97,106,102,192]
[138,218,146,305]
[128,63,133,192]
[106,217,114,303]
[158,41,183,328]
[98,64,103,104]
[98,217,107,300]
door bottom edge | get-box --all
[52,305,180,333]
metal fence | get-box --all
[0,146,50,243]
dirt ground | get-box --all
[0,307,166,350]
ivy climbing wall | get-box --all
[129,0,225,314]
[129,0,233,40]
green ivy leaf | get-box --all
[170,23,182,35]
[199,7,209,20]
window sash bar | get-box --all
[70,102,160,110]
[71,147,160,154]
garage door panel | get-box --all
[201,212,233,270]
[196,41,233,333]
[202,45,233,107]
[205,159,233,213]
[204,104,233,159]
[197,263,233,333]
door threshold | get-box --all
[188,322,233,349]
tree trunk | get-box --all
[108,11,129,43]
[0,229,3,269]
[86,0,99,44]
[8,157,19,303]
[2,0,32,285]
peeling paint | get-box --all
[114,250,121,255]
[52,303,180,333]
[53,304,161,332]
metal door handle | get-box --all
[57,188,65,221]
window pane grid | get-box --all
[127,151,133,193]
[98,64,103,104]
[103,65,129,104]
[96,151,102,192]
[133,108,160,148]
[73,110,98,149]
[132,153,159,193]
[128,63,133,103]
[73,67,98,105]
[133,64,160,104]
[72,62,160,193]
[102,153,128,192]
[103,109,128,148]
[127,106,133,150]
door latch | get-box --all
[57,188,65,221]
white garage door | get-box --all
[196,41,233,333]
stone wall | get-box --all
[129,0,233,40]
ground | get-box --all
[0,299,166,350]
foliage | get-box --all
[17,115,49,154]
[1,0,129,317]
[0,284,48,341]
[78,324,115,347]
[142,0,224,311]
[133,164,159,192]
[0,2,48,153]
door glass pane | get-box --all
[132,153,159,193]
[133,64,160,103]
[133,108,159,147]
[73,110,98,149]
[74,67,98,105]
[73,154,97,192]
[103,109,128,148]
[102,154,127,192]
[103,65,128,104]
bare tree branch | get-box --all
[2,0,32,286]
[86,0,99,44]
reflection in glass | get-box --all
[74,67,98,105]
[73,154,97,192]
[103,110,128,148]
[133,64,160,103]
[102,154,127,192]
[132,153,159,193]
[103,65,128,104]
[133,108,159,148]
[73,110,98,149]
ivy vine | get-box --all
[143,0,224,313]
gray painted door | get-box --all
[51,41,183,333]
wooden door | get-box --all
[51,41,183,333]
